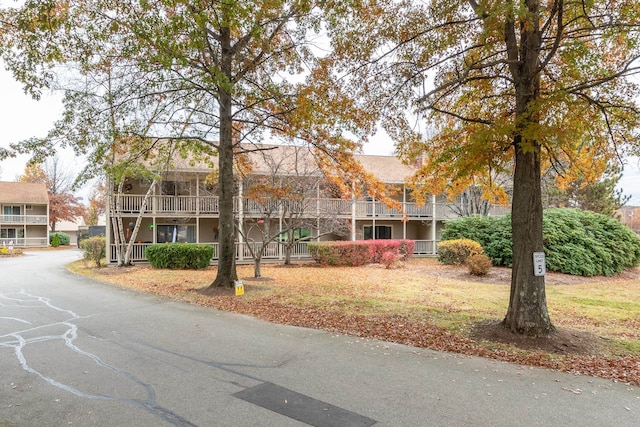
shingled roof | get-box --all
[354,154,416,183]
[0,182,49,204]
[118,140,417,184]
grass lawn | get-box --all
[68,257,640,385]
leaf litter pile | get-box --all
[75,258,640,386]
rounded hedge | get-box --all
[50,232,71,246]
[437,239,484,265]
[441,208,640,276]
[145,243,213,269]
[441,215,512,266]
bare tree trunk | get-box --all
[122,180,156,265]
[284,244,292,265]
[254,256,262,278]
[210,24,238,288]
[504,142,553,335]
[110,181,127,266]
[502,0,553,335]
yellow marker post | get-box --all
[235,280,245,296]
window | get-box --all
[3,206,20,215]
[1,228,24,239]
[280,228,311,242]
[161,181,190,196]
[363,225,392,240]
[156,225,196,243]
[3,206,20,222]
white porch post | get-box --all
[238,180,244,261]
[402,185,407,240]
[372,198,376,240]
[196,174,200,215]
[317,182,321,242]
[279,215,283,260]
[351,186,356,241]
[431,194,437,255]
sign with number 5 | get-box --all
[533,252,546,277]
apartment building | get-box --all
[106,145,508,263]
[0,181,49,248]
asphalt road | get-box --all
[1,249,639,426]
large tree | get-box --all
[327,1,640,335]
[1,0,377,288]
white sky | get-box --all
[1,65,638,205]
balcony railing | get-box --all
[109,240,439,264]
[1,215,48,225]
[111,194,508,220]
[1,237,49,247]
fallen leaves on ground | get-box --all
[70,259,640,386]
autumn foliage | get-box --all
[308,240,415,266]
[437,239,484,265]
[80,236,106,268]
[466,254,493,276]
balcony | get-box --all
[1,237,49,247]
[111,194,509,220]
[0,214,49,225]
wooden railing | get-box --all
[109,240,439,264]
[111,194,507,220]
[1,237,49,247]
[0,215,48,225]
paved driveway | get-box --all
[1,250,639,426]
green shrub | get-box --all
[49,232,71,246]
[437,239,484,265]
[466,253,492,276]
[145,243,213,269]
[80,237,106,268]
[441,209,640,276]
[542,208,640,276]
[441,215,512,266]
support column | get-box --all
[279,215,283,260]
[317,182,322,242]
[351,191,356,241]
[402,185,407,240]
[238,181,244,261]
[431,194,437,255]
[372,198,376,240]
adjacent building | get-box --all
[0,181,49,248]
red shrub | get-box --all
[308,240,415,266]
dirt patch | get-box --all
[91,265,144,275]
[472,320,607,356]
